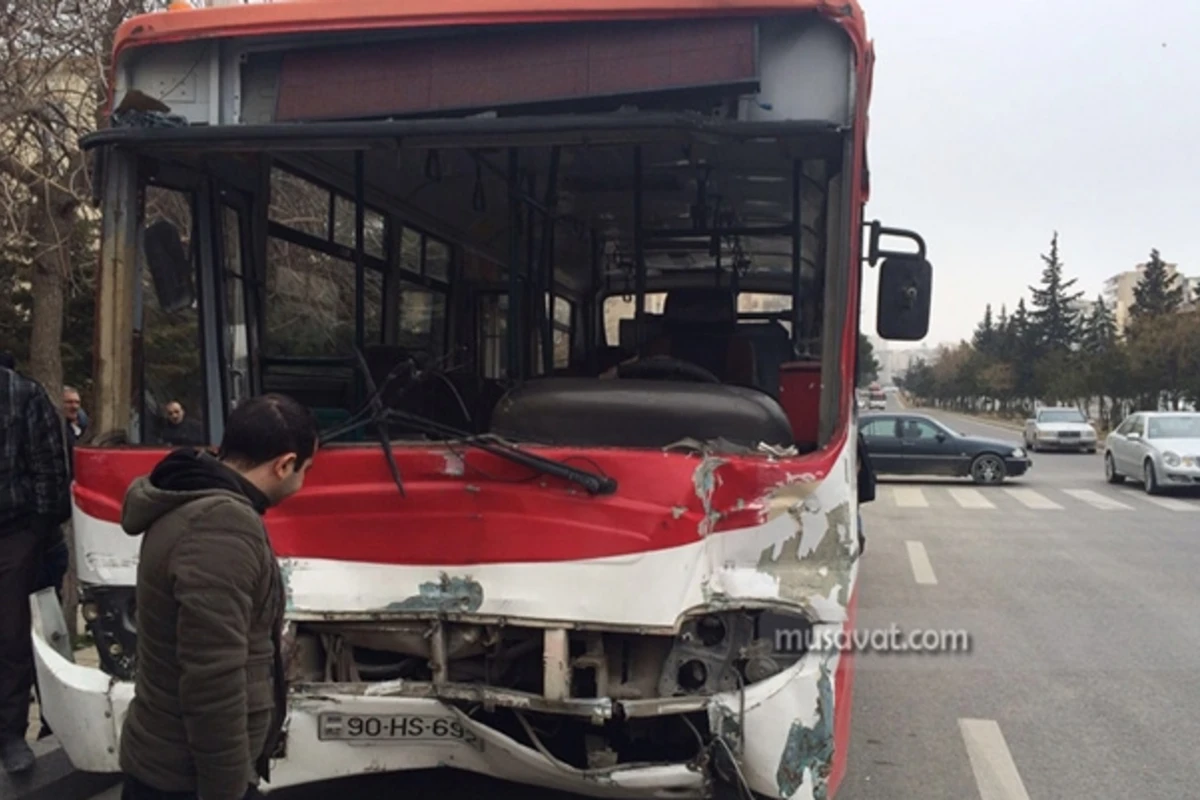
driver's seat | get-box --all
[643,287,758,386]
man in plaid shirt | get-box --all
[0,356,71,773]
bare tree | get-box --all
[0,0,159,395]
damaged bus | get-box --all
[32,1,933,797]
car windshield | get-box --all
[1147,416,1200,439]
[1039,409,1086,423]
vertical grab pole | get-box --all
[541,146,561,375]
[507,148,522,382]
[791,158,803,357]
[354,151,367,405]
[633,145,646,346]
[525,172,538,372]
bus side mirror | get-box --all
[876,255,932,341]
[142,219,195,314]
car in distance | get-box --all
[859,411,1030,485]
[1023,406,1098,453]
[865,382,887,410]
[1104,411,1200,494]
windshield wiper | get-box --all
[320,351,616,497]
[384,409,617,496]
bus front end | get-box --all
[34,1,931,797]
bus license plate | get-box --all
[317,713,483,750]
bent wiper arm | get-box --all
[385,410,617,497]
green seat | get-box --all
[313,407,365,442]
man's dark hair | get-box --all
[218,393,319,467]
[0,351,15,370]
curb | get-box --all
[0,743,120,800]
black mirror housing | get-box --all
[876,254,932,341]
[143,219,195,314]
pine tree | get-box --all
[972,304,997,356]
[1130,248,1184,322]
[1080,296,1116,355]
[1028,232,1083,352]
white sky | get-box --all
[856,0,1200,348]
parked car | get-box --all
[1023,407,1098,453]
[859,412,1030,485]
[1104,411,1200,494]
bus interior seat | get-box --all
[261,360,361,441]
[642,287,758,387]
[363,344,482,436]
[736,320,793,397]
[490,377,794,450]
[618,314,664,354]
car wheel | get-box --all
[1143,461,1162,495]
[970,454,1006,485]
[1105,453,1124,484]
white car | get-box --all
[1023,407,1098,453]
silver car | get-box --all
[1104,411,1200,494]
[1023,406,1099,453]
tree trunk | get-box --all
[26,190,76,398]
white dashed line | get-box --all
[905,541,938,585]
[959,719,1032,800]
[948,487,996,509]
[1003,487,1063,510]
[893,486,929,508]
[1062,489,1133,511]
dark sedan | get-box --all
[859,412,1031,485]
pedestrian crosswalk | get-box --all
[875,484,1199,513]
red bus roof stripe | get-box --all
[116,0,868,61]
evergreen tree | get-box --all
[1080,296,1116,355]
[971,304,998,356]
[1027,232,1083,352]
[1130,248,1184,322]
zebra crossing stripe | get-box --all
[1003,488,1063,510]
[948,488,996,509]
[1061,489,1133,511]
[892,486,929,507]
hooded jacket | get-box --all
[118,449,287,800]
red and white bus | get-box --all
[33,1,932,797]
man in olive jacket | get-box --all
[118,394,318,800]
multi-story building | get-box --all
[1102,261,1189,334]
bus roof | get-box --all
[116,0,869,60]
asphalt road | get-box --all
[88,395,1200,800]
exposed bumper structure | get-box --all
[34,614,846,799]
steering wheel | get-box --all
[616,355,721,384]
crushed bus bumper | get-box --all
[33,619,848,799]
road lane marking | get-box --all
[892,486,929,508]
[959,719,1032,800]
[948,487,996,509]
[905,541,937,585]
[1133,494,1198,511]
[1003,487,1062,510]
[1062,489,1133,511]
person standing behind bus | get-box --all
[118,394,318,800]
[0,355,71,773]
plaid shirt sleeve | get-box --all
[21,381,72,526]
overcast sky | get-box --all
[857,0,1200,348]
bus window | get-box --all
[395,281,446,356]
[603,293,666,348]
[220,205,251,409]
[425,239,451,283]
[265,239,360,357]
[332,196,387,260]
[478,294,508,379]
[137,186,207,445]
